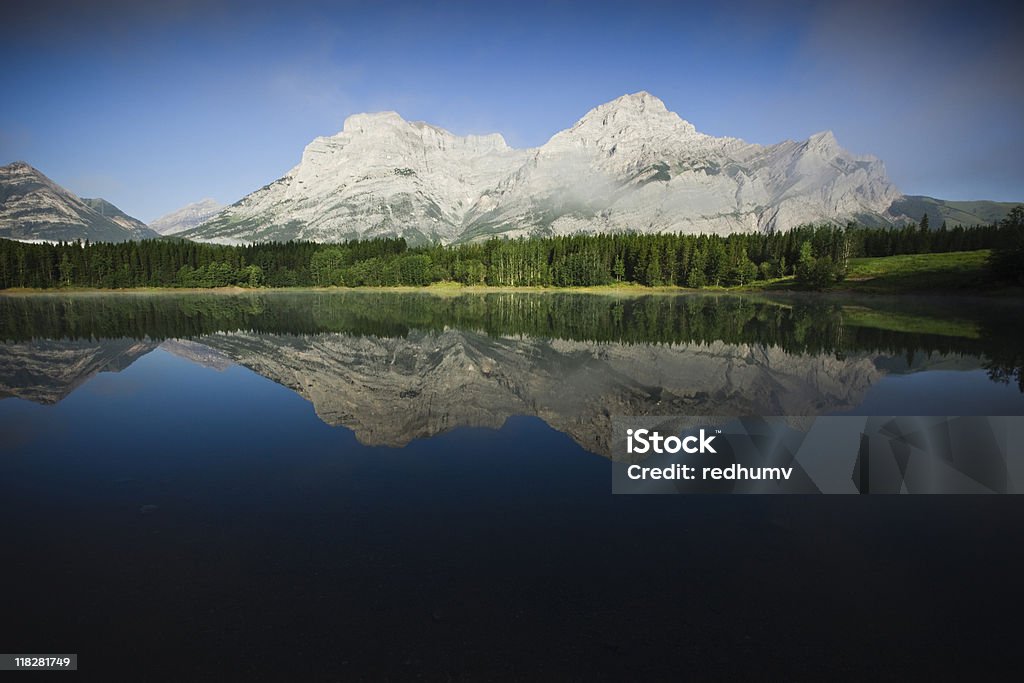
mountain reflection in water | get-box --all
[2,291,1021,457]
[3,290,1024,679]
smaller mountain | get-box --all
[0,161,157,242]
[0,338,158,404]
[889,195,1020,228]
[80,197,154,239]
[149,198,224,235]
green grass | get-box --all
[732,249,1013,296]
[840,306,980,338]
[838,250,992,294]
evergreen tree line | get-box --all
[989,206,1024,286]
[0,216,1020,291]
[3,290,1019,390]
[0,289,1009,361]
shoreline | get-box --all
[3,249,1018,298]
[1,281,1021,298]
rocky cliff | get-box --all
[182,92,905,245]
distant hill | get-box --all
[149,198,224,235]
[80,197,155,239]
[0,161,157,243]
[889,195,1020,228]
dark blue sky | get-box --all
[2,0,1021,220]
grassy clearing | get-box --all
[838,250,992,294]
[840,306,981,338]
[740,250,1003,295]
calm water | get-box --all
[1,291,1023,679]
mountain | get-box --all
[0,161,157,242]
[149,198,224,235]
[0,338,157,404]
[182,92,906,245]
[459,94,901,240]
[80,197,154,239]
[185,113,528,245]
[191,330,888,457]
[0,328,979,459]
[889,195,1019,227]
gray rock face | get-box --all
[190,330,888,457]
[158,339,234,371]
[79,198,154,239]
[0,328,977,458]
[149,199,224,235]
[0,162,158,243]
[0,338,157,404]
[185,113,529,245]
[183,92,905,245]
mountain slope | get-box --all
[0,162,157,242]
[463,94,902,239]
[183,92,906,245]
[149,198,224,235]
[0,338,158,404]
[888,195,1019,227]
[185,114,528,244]
[80,197,155,239]
[191,330,886,456]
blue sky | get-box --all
[2,0,1022,221]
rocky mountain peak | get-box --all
[806,130,840,154]
[4,160,35,172]
[181,91,908,244]
[329,112,510,157]
[568,91,699,140]
[1,162,156,242]
[149,198,225,235]
[2,161,59,189]
[606,90,668,113]
[341,111,411,134]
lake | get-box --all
[2,290,1023,678]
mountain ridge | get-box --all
[889,195,1021,228]
[182,92,909,245]
[0,328,981,458]
[4,94,1019,246]
[149,198,224,235]
[80,197,153,238]
[0,161,157,242]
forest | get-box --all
[1,290,1020,391]
[0,213,1021,291]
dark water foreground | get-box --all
[1,291,1023,680]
